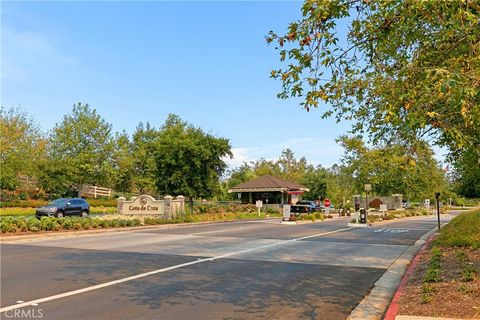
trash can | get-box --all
[360,208,367,224]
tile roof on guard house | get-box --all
[228,175,309,207]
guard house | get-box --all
[228,175,309,209]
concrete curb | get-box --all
[395,317,477,320]
[347,226,440,320]
[383,233,437,320]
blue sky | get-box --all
[2,1,436,170]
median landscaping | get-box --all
[396,209,480,319]
[0,208,283,235]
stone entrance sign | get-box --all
[117,195,185,219]
[121,195,163,215]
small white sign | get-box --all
[283,205,291,219]
[256,200,263,208]
[380,204,387,212]
[325,207,330,214]
[425,199,430,205]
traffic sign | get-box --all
[324,199,331,207]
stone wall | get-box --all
[117,195,185,219]
[353,194,403,210]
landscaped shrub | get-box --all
[26,217,42,232]
[60,218,74,230]
[81,219,92,230]
[40,217,58,231]
[52,222,62,231]
[267,208,280,215]
[314,212,324,220]
[110,219,120,228]
[0,199,48,208]
[301,215,315,222]
[87,198,117,207]
[14,217,28,232]
[1,221,11,233]
[423,246,442,283]
[144,217,156,225]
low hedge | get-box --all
[0,216,144,233]
[0,211,279,234]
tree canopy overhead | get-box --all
[267,0,480,155]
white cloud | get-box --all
[1,27,76,81]
[223,147,260,168]
[224,137,344,170]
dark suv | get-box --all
[36,198,90,218]
[290,200,318,215]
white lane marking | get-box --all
[0,227,351,313]
[373,229,410,233]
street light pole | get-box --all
[435,192,441,230]
[364,184,371,217]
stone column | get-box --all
[117,197,126,215]
[176,195,185,214]
[164,195,173,218]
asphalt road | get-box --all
[0,214,452,320]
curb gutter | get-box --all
[383,233,437,320]
[347,226,441,320]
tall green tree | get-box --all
[301,166,328,200]
[0,107,46,190]
[267,0,480,156]
[337,136,447,200]
[277,149,312,182]
[45,103,115,195]
[155,114,232,209]
[131,122,159,194]
[452,147,480,198]
[112,131,134,193]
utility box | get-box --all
[360,208,367,224]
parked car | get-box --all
[35,198,90,218]
[290,200,318,215]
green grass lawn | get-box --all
[436,209,480,249]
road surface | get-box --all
[0,214,452,320]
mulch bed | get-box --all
[397,244,480,318]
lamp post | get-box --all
[364,184,371,212]
[435,192,441,230]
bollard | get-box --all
[360,208,367,224]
